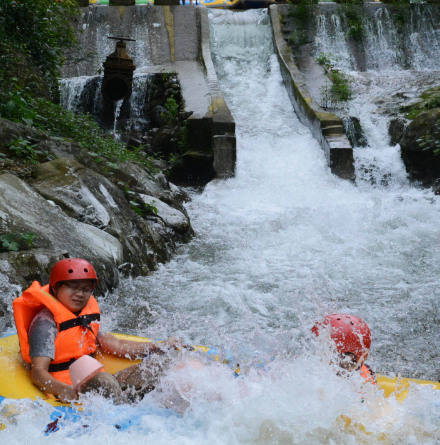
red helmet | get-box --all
[311,314,371,364]
[49,258,98,287]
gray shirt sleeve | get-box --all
[28,308,57,360]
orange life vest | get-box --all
[13,281,101,385]
[360,364,376,385]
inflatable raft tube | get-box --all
[0,332,225,431]
[1,333,440,433]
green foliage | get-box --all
[287,0,315,20]
[329,70,352,101]
[341,4,364,41]
[0,0,80,98]
[6,137,43,163]
[177,124,189,150]
[392,12,406,26]
[320,71,352,108]
[404,93,440,120]
[315,53,334,72]
[417,121,440,155]
[317,54,352,108]
[161,71,177,83]
[288,30,308,47]
[0,232,37,252]
[144,202,158,215]
[425,98,440,111]
[130,201,143,216]
[129,198,157,217]
[164,96,179,119]
[0,89,38,125]
[160,96,180,125]
[0,86,157,172]
[406,109,423,120]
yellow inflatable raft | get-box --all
[1,332,440,433]
[0,333,218,410]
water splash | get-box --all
[5,7,440,444]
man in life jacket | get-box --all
[13,258,180,403]
[311,314,376,385]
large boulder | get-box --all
[31,157,173,275]
[400,108,440,183]
[388,118,407,146]
[0,173,124,294]
[140,194,191,234]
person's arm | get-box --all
[97,333,180,359]
[31,356,78,403]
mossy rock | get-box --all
[400,108,440,182]
[401,86,440,119]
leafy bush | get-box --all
[316,53,334,72]
[288,30,308,47]
[0,232,37,252]
[0,86,157,172]
[341,4,364,41]
[329,70,352,102]
[0,0,79,98]
[317,54,353,108]
[164,96,179,119]
[6,137,43,163]
[417,121,440,155]
[287,0,316,20]
[0,89,38,126]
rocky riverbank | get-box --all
[0,116,194,325]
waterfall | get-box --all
[315,13,354,70]
[314,5,440,72]
[311,5,440,187]
[60,74,153,137]
[363,8,403,71]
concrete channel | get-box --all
[269,4,355,181]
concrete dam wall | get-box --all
[63,5,236,182]
[63,3,440,183]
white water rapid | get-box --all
[3,8,440,444]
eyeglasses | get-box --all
[62,283,94,295]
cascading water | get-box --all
[313,5,440,186]
[60,74,153,137]
[4,8,440,444]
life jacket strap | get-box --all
[58,313,100,332]
[48,353,95,373]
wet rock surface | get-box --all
[400,108,440,184]
[0,118,194,301]
[388,118,407,146]
[344,117,367,148]
[0,173,124,292]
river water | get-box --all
[4,8,440,444]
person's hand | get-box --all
[162,336,181,350]
[58,385,78,403]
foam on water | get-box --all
[4,8,440,443]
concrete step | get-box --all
[322,125,344,136]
